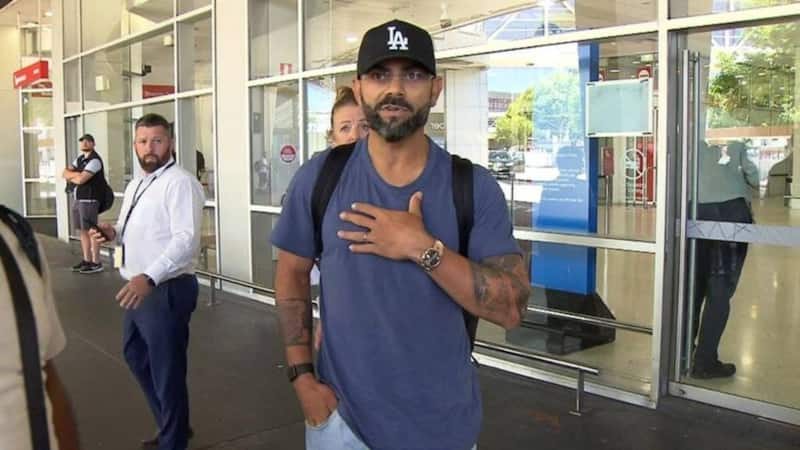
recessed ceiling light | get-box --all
[609,69,620,73]
[345,35,358,43]
[44,11,53,17]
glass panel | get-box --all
[303,0,656,69]
[81,0,174,50]
[65,117,80,164]
[99,194,124,223]
[83,109,133,192]
[63,0,80,57]
[304,73,357,156]
[440,34,657,241]
[198,207,217,272]
[482,241,653,394]
[65,60,81,113]
[679,243,800,408]
[23,130,56,180]
[177,14,212,91]
[178,0,212,14]
[22,92,53,128]
[20,26,52,59]
[178,95,214,200]
[82,31,175,108]
[25,182,56,216]
[251,212,280,290]
[677,22,800,410]
[250,81,301,206]
[671,0,799,18]
[249,0,298,79]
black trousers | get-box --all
[691,197,752,366]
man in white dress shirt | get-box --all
[90,113,204,450]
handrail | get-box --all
[195,269,599,415]
[474,340,598,415]
[526,306,653,335]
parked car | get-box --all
[489,150,514,178]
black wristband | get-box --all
[286,363,315,383]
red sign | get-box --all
[142,84,175,98]
[13,60,49,89]
[279,145,297,163]
[602,147,614,176]
[637,66,651,79]
[279,63,293,75]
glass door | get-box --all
[673,21,800,424]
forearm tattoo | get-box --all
[470,255,531,320]
[276,297,312,346]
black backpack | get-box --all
[310,142,479,352]
[0,206,51,449]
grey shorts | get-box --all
[71,200,99,231]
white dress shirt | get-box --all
[0,223,66,450]
[114,159,205,284]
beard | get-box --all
[361,93,431,142]
[137,153,169,173]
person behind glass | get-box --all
[311,86,369,350]
[0,206,80,450]
[272,19,530,450]
[691,140,757,379]
[88,113,204,449]
[62,133,106,274]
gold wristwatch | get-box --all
[418,240,444,273]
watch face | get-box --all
[422,248,441,268]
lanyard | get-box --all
[119,161,175,242]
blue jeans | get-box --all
[305,409,478,450]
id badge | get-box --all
[113,245,124,269]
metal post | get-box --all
[509,172,516,224]
[570,371,585,416]
[208,278,217,307]
[685,52,702,373]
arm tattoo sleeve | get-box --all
[470,255,531,320]
[276,297,312,346]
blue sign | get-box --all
[531,43,599,295]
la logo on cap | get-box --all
[387,26,408,51]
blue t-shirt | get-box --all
[271,138,520,449]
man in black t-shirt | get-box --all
[62,134,106,274]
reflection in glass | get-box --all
[83,109,132,193]
[63,0,80,57]
[178,95,214,200]
[23,130,55,180]
[65,60,81,113]
[178,0,212,14]
[251,212,280,290]
[481,241,653,394]
[82,31,175,108]
[177,14,212,91]
[303,0,655,69]
[671,0,799,18]
[22,92,53,127]
[250,82,301,206]
[198,207,217,272]
[25,182,56,216]
[440,35,657,241]
[81,0,173,50]
[249,0,298,79]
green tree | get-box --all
[533,70,581,145]
[494,88,534,149]
[707,23,799,128]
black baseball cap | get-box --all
[78,134,95,143]
[357,19,436,77]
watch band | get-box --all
[287,363,315,383]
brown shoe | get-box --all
[141,427,194,449]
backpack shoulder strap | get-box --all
[450,154,474,258]
[0,212,51,450]
[450,155,479,353]
[311,143,357,257]
[0,206,41,275]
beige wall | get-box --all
[0,25,23,212]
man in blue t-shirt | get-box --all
[271,19,531,450]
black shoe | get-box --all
[691,360,736,379]
[141,427,194,449]
[79,262,103,274]
[71,260,89,272]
